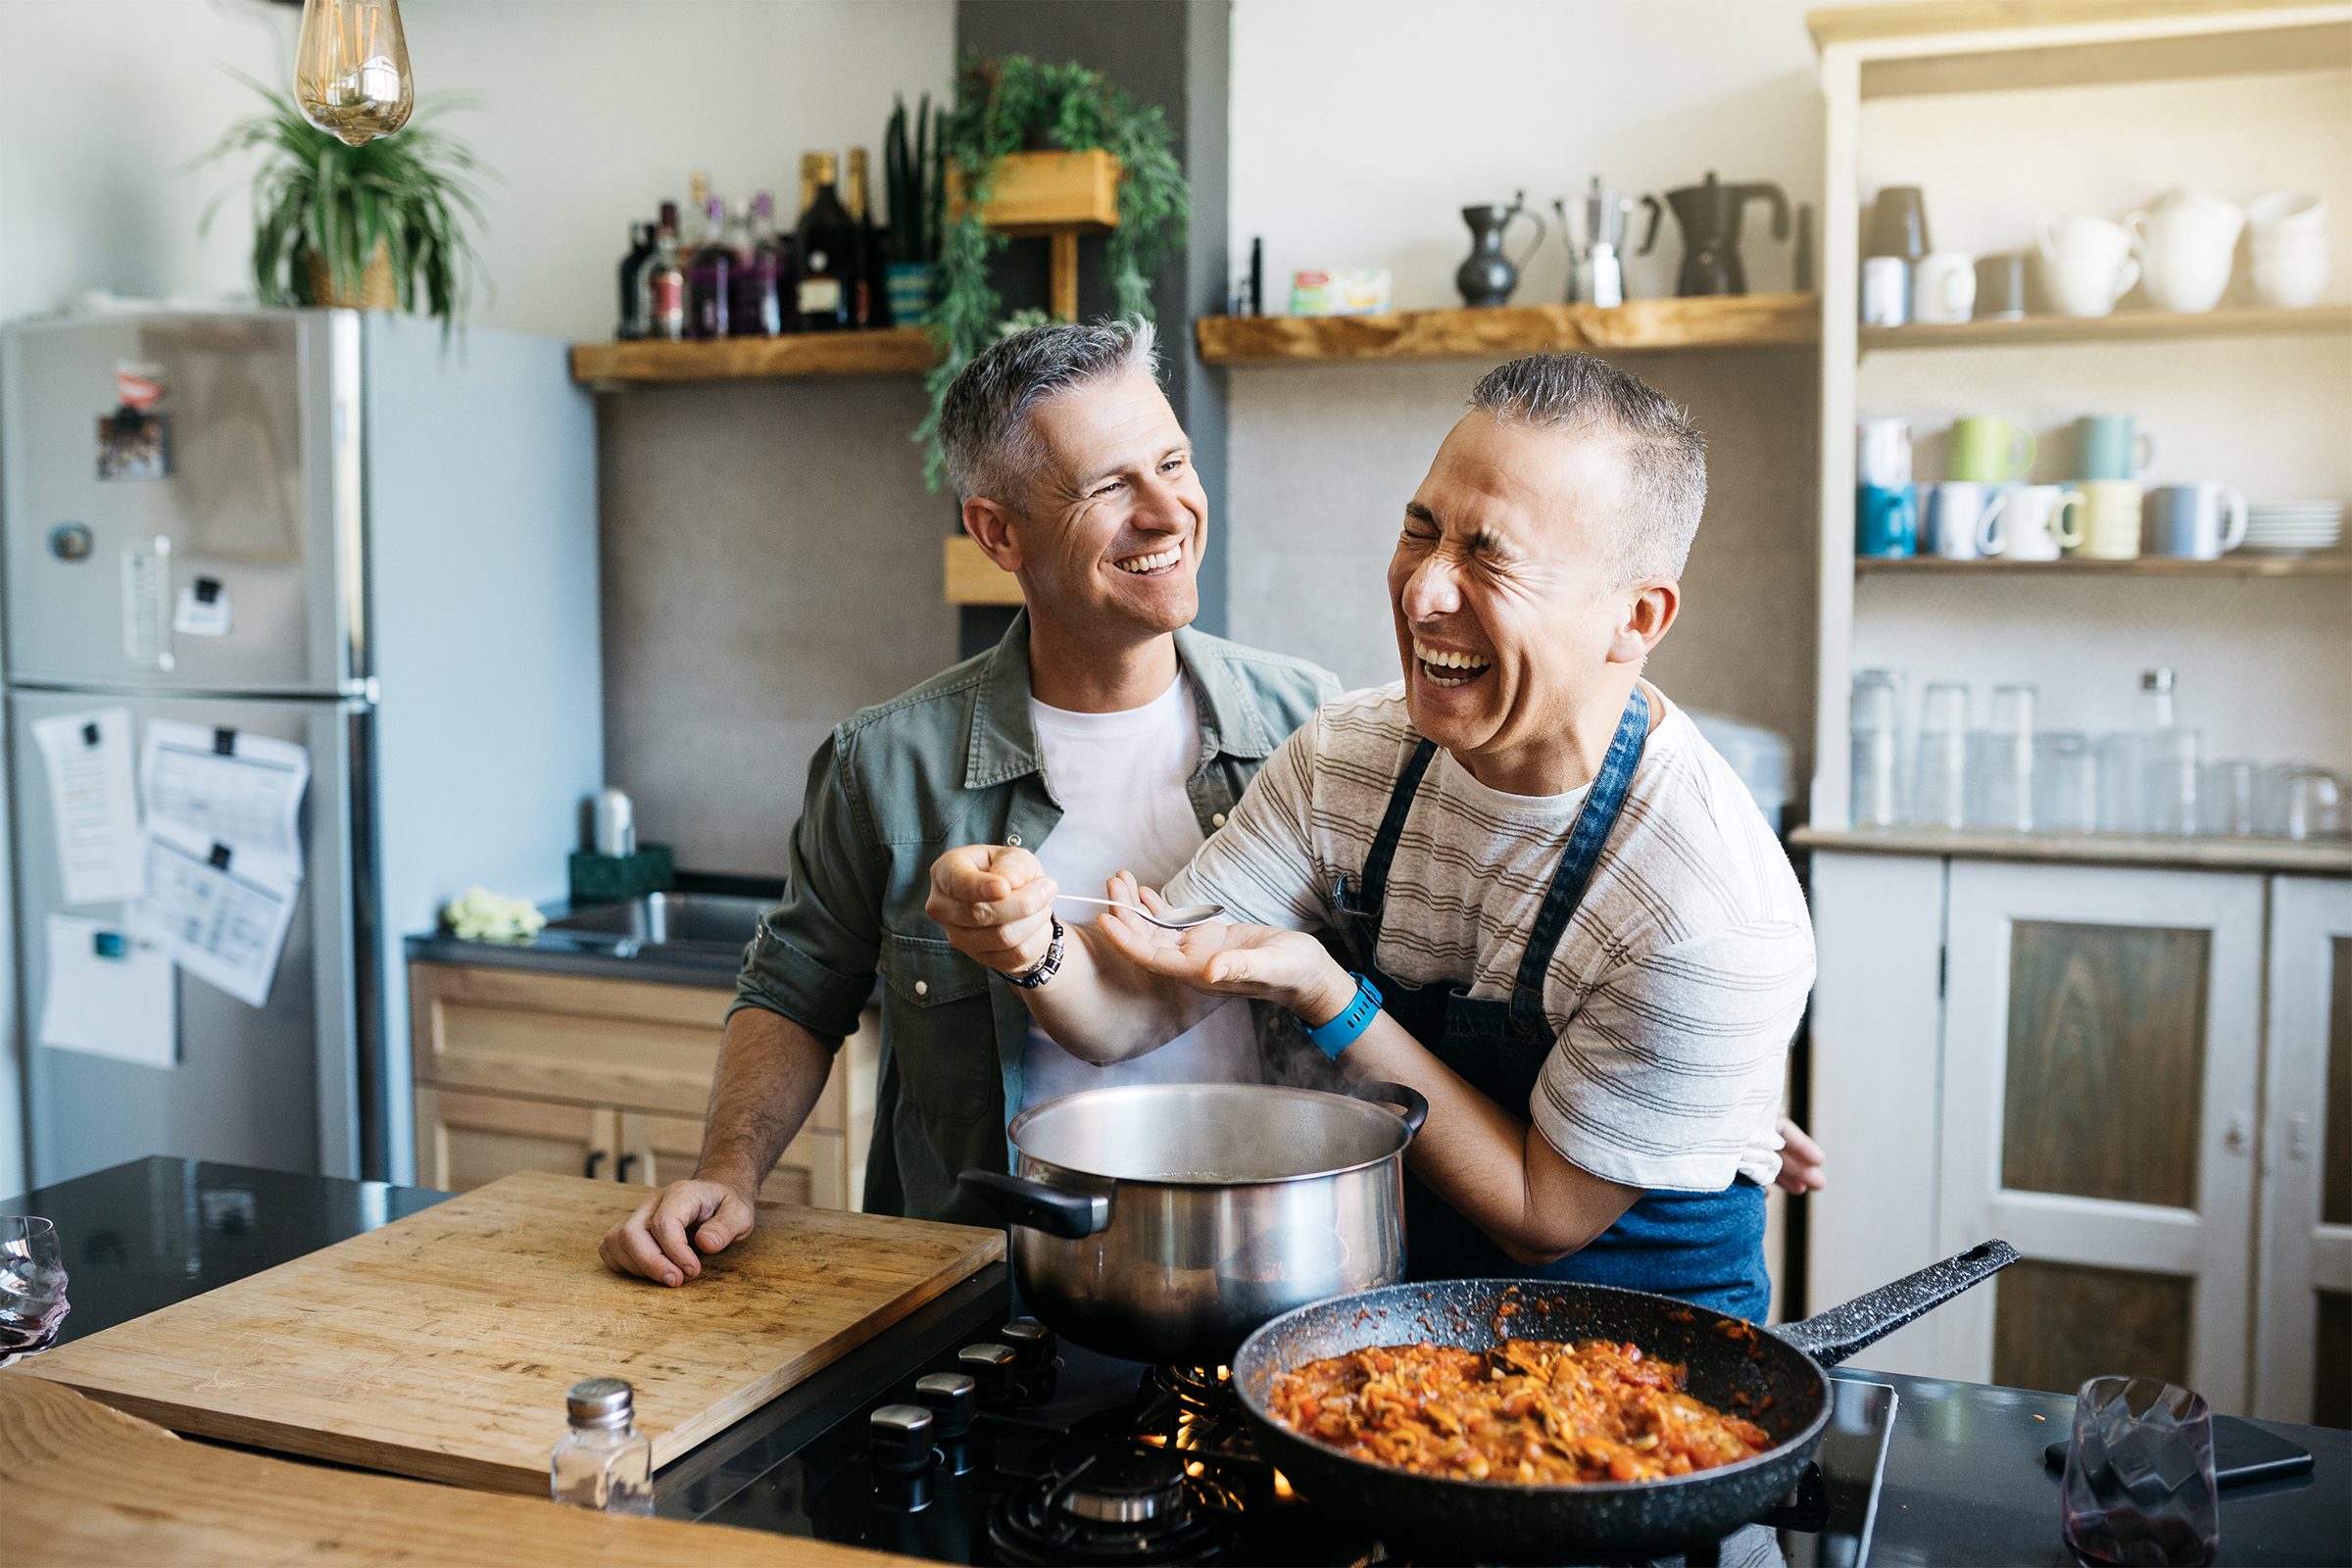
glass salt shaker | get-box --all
[551,1377,654,1515]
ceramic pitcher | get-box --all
[1456,191,1546,309]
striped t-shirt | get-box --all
[1163,682,1814,1192]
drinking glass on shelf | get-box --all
[1912,682,1970,830]
[1969,684,2036,832]
[2262,764,2346,841]
[1850,668,1906,827]
[2060,1375,2219,1567]
[0,1215,69,1366]
[2199,760,2257,837]
[2143,728,2204,837]
[2098,733,2145,833]
[2035,732,2097,834]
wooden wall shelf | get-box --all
[1194,294,1819,367]
[1857,554,2350,577]
[1792,822,2352,877]
[571,329,939,387]
[944,536,1022,607]
[1859,302,2352,355]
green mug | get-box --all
[2074,414,2158,480]
[1947,416,2036,483]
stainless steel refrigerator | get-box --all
[3,310,603,1186]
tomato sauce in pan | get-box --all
[1268,1338,1773,1485]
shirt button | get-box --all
[913,980,928,997]
[1006,833,1023,848]
[1211,813,1227,828]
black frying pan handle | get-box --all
[1773,1240,2019,1366]
[957,1169,1111,1240]
[1348,1079,1430,1137]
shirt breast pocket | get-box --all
[878,930,999,1127]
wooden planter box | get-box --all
[948,148,1121,234]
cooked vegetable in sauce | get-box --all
[1268,1338,1773,1484]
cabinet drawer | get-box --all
[625,1109,849,1212]
[415,1087,615,1192]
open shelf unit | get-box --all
[1859,302,2352,354]
[1193,294,1818,367]
[569,329,938,386]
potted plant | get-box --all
[915,52,1188,490]
[199,75,489,325]
[883,92,946,329]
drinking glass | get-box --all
[1968,684,2036,832]
[2098,733,2146,834]
[0,1215,69,1365]
[2142,729,2204,837]
[1850,668,1905,827]
[2262,765,2346,841]
[2035,732,2097,833]
[1911,682,1970,830]
[2198,760,2257,837]
[2061,1375,2219,1566]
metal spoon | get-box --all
[1054,893,1227,930]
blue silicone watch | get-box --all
[1302,971,1382,1059]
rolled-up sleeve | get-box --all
[731,730,881,1046]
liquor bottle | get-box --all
[731,192,785,337]
[550,1378,653,1515]
[684,169,711,247]
[796,153,858,332]
[797,153,818,225]
[647,202,686,342]
[615,221,655,340]
[686,195,733,340]
[845,146,888,328]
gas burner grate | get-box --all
[987,1442,1247,1565]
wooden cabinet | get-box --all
[409,961,877,1211]
[1807,850,2350,1422]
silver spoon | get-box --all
[1054,893,1227,930]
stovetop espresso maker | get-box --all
[1647,170,1792,296]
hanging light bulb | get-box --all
[293,0,415,146]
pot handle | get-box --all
[1348,1079,1430,1138]
[957,1169,1111,1240]
[1772,1239,2019,1367]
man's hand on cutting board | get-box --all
[600,1179,756,1287]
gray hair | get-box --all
[938,316,1161,507]
[1466,354,1707,582]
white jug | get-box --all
[2126,189,2246,314]
[2035,214,2139,318]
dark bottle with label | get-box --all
[647,201,686,342]
[845,147,885,328]
[686,195,734,340]
[731,192,786,337]
[795,152,858,332]
[616,222,655,340]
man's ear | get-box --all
[961,496,1025,572]
[1606,578,1681,663]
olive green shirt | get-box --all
[733,612,1341,1227]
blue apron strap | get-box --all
[1508,688,1650,1037]
[1355,737,1440,915]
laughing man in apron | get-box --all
[927,353,1815,1320]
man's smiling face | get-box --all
[1017,370,1205,640]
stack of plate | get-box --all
[2243,501,2344,555]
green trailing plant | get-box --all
[197,73,490,328]
[884,91,946,266]
[914,51,1190,490]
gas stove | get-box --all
[670,1292,1899,1567]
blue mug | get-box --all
[1857,484,1918,558]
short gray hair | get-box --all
[938,317,1161,507]
[1466,354,1707,582]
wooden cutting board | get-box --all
[19,1169,1003,1494]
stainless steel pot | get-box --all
[958,1081,1427,1366]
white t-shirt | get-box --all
[1021,676,1260,1108]
[1164,682,1814,1191]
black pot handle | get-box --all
[957,1170,1111,1240]
[1348,1080,1430,1138]
[1773,1240,2020,1367]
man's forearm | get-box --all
[694,1006,837,1195]
[1021,923,1216,1063]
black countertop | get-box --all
[402,872,781,988]
[8,1157,2348,1566]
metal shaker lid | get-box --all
[566,1376,633,1426]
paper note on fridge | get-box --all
[141,718,308,876]
[134,820,298,1009]
[38,913,176,1067]
[30,708,145,906]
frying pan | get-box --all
[1231,1241,2018,1564]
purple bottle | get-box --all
[731,194,784,338]
[686,195,732,341]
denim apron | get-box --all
[1329,690,1771,1320]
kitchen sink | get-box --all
[546,892,772,952]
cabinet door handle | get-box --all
[615,1152,640,1184]
[2286,1112,2313,1161]
[2224,1114,2252,1156]
[583,1151,606,1179]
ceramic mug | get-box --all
[1856,484,1918,559]
[2074,480,2145,559]
[1999,484,2085,561]
[1856,416,1914,489]
[2127,189,2245,315]
[2075,414,2158,480]
[1913,252,1977,324]
[2146,482,2250,559]
[1948,416,2035,484]
[1975,253,2028,320]
[1924,481,2011,560]
[1860,256,1909,326]
[2035,213,2140,318]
